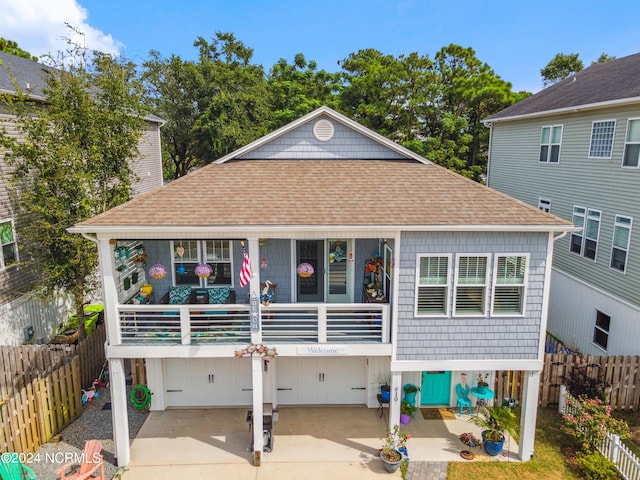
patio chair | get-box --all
[456,383,472,416]
[54,439,105,480]
[0,453,36,479]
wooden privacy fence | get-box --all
[0,324,106,454]
[540,353,640,410]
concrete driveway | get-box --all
[121,406,519,479]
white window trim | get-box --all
[0,218,19,270]
[414,253,451,318]
[453,254,490,317]
[609,215,633,274]
[538,197,551,213]
[588,119,616,159]
[539,125,563,164]
[592,309,611,352]
[621,117,640,169]
[569,206,601,262]
[170,240,234,288]
[490,253,529,317]
[569,205,586,258]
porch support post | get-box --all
[251,354,264,465]
[388,371,402,429]
[519,370,541,461]
[109,358,130,466]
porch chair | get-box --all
[456,383,472,416]
[54,439,105,480]
[0,453,36,480]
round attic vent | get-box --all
[313,119,334,141]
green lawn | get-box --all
[447,408,582,480]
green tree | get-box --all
[0,34,148,336]
[0,38,38,61]
[541,53,584,86]
[143,51,201,178]
[592,53,616,65]
[267,53,342,129]
[191,32,271,163]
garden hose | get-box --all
[130,385,152,409]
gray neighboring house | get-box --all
[0,51,164,345]
[71,106,572,466]
[485,52,640,355]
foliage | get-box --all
[0,38,38,61]
[562,395,630,452]
[540,53,584,86]
[403,383,419,393]
[477,372,490,385]
[563,362,607,400]
[592,53,616,65]
[574,450,621,480]
[374,372,391,387]
[380,424,410,477]
[470,405,518,442]
[400,401,417,416]
[0,27,147,332]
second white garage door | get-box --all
[277,357,366,405]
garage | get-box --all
[276,357,367,405]
[164,357,253,407]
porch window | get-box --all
[492,255,527,315]
[415,255,450,316]
[0,220,18,269]
[172,240,233,287]
[454,255,488,316]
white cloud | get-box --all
[0,0,123,58]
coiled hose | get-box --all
[130,384,152,409]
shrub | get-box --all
[575,450,621,480]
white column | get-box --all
[519,370,541,461]
[389,371,402,428]
[109,358,130,466]
[145,358,165,411]
[251,354,264,465]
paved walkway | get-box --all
[406,461,448,480]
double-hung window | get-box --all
[589,120,616,158]
[492,255,528,315]
[622,118,640,167]
[539,125,562,163]
[454,255,488,315]
[415,255,450,316]
[0,220,18,269]
[610,215,632,273]
[172,240,233,287]
[593,310,611,351]
[570,206,601,261]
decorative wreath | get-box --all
[234,343,277,359]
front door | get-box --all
[420,371,451,406]
[327,239,353,303]
[296,240,324,302]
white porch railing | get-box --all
[561,387,640,480]
[116,302,390,345]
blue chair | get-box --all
[456,383,472,416]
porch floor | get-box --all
[122,405,519,479]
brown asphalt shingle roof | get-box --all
[486,52,640,122]
[75,159,570,230]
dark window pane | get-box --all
[584,239,597,260]
[623,144,640,167]
[539,145,549,162]
[549,145,560,163]
[570,234,583,254]
[610,248,627,271]
[595,311,611,331]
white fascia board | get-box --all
[484,96,640,126]
[391,359,543,372]
[70,223,576,237]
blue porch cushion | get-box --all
[168,286,192,304]
[208,287,230,304]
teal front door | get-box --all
[420,371,451,406]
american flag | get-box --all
[239,251,252,287]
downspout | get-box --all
[485,121,493,186]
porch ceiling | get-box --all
[73,160,571,232]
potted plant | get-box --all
[458,432,481,460]
[400,401,417,424]
[477,373,490,394]
[403,383,419,405]
[375,373,391,402]
[469,405,518,457]
[133,253,149,268]
[378,424,409,473]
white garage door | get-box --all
[164,358,253,407]
[277,357,366,405]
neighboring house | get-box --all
[71,106,572,466]
[0,51,164,345]
[485,52,640,356]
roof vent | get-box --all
[313,119,334,141]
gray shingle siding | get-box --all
[239,118,406,160]
[396,231,548,361]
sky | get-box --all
[1,0,640,93]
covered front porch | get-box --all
[121,405,519,479]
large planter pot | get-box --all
[380,386,391,402]
[400,413,411,425]
[379,449,403,473]
[481,431,505,457]
[477,383,489,394]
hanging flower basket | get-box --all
[195,263,213,279]
[148,263,168,279]
[296,262,314,278]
